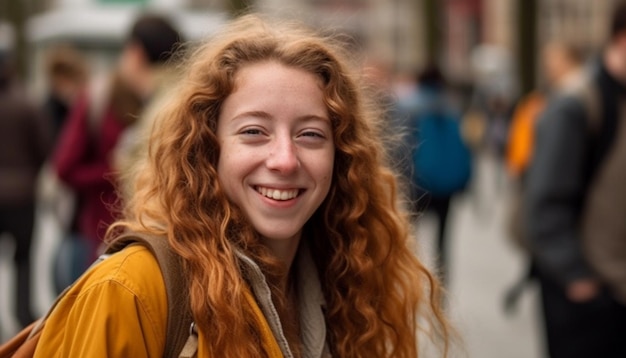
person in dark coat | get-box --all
[525,2,626,357]
[0,30,53,328]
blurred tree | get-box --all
[0,0,27,78]
[0,0,47,79]
[517,0,537,96]
[423,0,442,64]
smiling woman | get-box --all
[29,14,452,358]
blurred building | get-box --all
[247,0,427,74]
[538,0,616,53]
[1,0,621,106]
[444,0,619,96]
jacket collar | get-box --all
[235,241,330,358]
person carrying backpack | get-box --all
[4,15,453,357]
[504,41,585,264]
[397,64,472,286]
[525,3,626,357]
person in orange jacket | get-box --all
[505,41,585,247]
[506,41,585,179]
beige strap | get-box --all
[178,328,199,358]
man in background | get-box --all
[526,2,626,357]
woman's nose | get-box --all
[266,135,299,174]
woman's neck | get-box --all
[277,269,302,357]
[260,235,301,290]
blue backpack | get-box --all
[411,106,472,197]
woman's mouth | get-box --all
[255,186,301,201]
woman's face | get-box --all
[217,61,335,246]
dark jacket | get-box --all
[0,82,52,204]
[525,58,625,292]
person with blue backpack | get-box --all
[396,64,473,286]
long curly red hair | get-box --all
[109,14,450,357]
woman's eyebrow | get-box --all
[230,110,273,122]
[230,111,330,123]
[298,114,331,123]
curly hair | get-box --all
[108,14,450,357]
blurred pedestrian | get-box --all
[505,41,585,250]
[112,17,185,200]
[32,15,451,357]
[467,44,518,157]
[506,41,585,180]
[39,43,89,293]
[363,59,412,195]
[51,13,183,287]
[525,2,626,357]
[503,40,585,312]
[0,23,53,328]
[42,43,88,142]
[397,64,472,286]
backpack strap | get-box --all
[106,232,196,358]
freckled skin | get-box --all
[216,61,335,260]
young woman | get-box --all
[33,14,450,357]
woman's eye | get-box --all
[300,131,324,138]
[241,128,263,135]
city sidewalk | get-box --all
[416,153,543,357]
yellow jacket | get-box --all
[33,245,285,357]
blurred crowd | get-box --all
[2,1,626,357]
[0,12,184,333]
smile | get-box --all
[255,186,300,201]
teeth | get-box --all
[256,187,299,201]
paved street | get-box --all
[435,154,543,357]
[1,153,544,357]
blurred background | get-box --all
[0,0,621,357]
[0,0,614,98]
